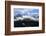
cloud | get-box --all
[14,8,39,17]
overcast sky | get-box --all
[14,8,39,17]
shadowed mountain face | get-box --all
[14,20,39,27]
[14,8,39,27]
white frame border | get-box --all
[11,5,42,31]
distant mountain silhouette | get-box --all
[14,15,39,27]
[14,14,39,21]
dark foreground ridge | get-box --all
[14,19,39,27]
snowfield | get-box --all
[14,15,39,21]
